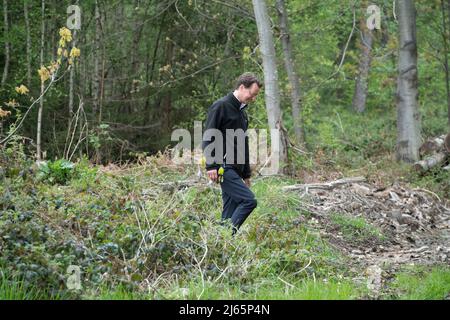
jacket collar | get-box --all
[228,92,248,111]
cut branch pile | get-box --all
[284,177,450,266]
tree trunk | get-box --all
[396,0,421,163]
[93,0,104,164]
[37,0,46,161]
[161,38,174,135]
[441,0,450,125]
[1,0,10,87]
[145,11,166,125]
[252,0,289,175]
[24,1,32,87]
[93,0,101,119]
[50,0,57,62]
[352,5,374,113]
[276,0,305,147]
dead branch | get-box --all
[282,176,367,192]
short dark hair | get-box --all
[234,72,263,90]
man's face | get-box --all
[240,83,260,104]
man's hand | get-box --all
[244,178,251,188]
[207,169,218,183]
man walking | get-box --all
[202,73,262,234]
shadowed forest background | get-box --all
[1,0,450,301]
[1,0,448,164]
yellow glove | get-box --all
[218,167,224,183]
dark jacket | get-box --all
[202,92,251,179]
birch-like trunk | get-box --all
[37,0,46,161]
[352,10,373,113]
[1,0,10,87]
[24,1,32,87]
[441,0,450,125]
[396,0,421,163]
[93,0,101,119]
[276,0,305,147]
[252,0,289,174]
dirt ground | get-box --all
[285,177,450,296]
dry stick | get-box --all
[65,100,83,159]
[283,176,367,191]
[292,257,313,276]
[175,0,193,31]
[278,276,295,289]
[132,198,148,258]
[68,123,87,162]
[144,273,169,299]
[147,191,179,244]
[412,187,442,203]
[187,237,207,300]
[213,265,231,284]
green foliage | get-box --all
[407,167,450,200]
[330,213,385,244]
[0,150,358,299]
[0,270,54,300]
[160,277,360,300]
[37,159,75,185]
[392,266,450,300]
[36,157,98,186]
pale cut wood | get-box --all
[419,134,446,156]
[283,176,367,191]
[414,152,447,172]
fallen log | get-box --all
[445,133,450,153]
[413,152,447,173]
[282,176,366,192]
[419,134,446,157]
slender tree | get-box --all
[37,0,46,161]
[1,0,10,87]
[24,0,32,88]
[276,0,305,147]
[252,0,289,174]
[441,0,450,125]
[93,0,101,120]
[352,3,374,113]
[396,0,421,162]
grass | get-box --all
[392,266,450,300]
[158,277,362,300]
[85,284,143,300]
[330,213,385,244]
[0,272,57,300]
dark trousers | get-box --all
[220,166,257,230]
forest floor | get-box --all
[281,171,450,297]
[1,152,450,300]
